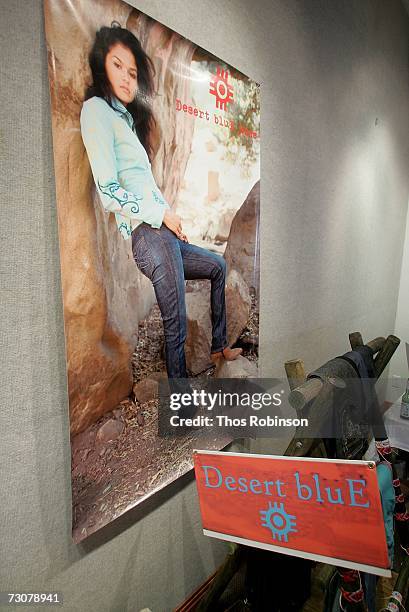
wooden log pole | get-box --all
[366,336,386,354]
[288,378,324,412]
[294,381,333,431]
[285,382,335,457]
[374,334,400,378]
[284,359,306,391]
[349,332,364,350]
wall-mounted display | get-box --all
[44,0,260,542]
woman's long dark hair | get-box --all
[85,24,156,160]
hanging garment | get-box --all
[307,356,369,459]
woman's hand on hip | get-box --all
[179,232,189,243]
[163,210,186,240]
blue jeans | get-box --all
[131,223,228,378]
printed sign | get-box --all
[194,450,390,576]
[44,0,259,542]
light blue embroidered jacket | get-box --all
[80,96,169,240]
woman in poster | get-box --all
[80,24,242,379]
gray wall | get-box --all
[389,196,409,402]
[1,1,409,611]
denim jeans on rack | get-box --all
[131,223,228,378]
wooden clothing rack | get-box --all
[194,331,409,612]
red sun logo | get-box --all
[209,67,234,111]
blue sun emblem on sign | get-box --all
[260,502,297,543]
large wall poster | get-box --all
[44,0,260,542]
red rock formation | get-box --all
[224,181,260,295]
